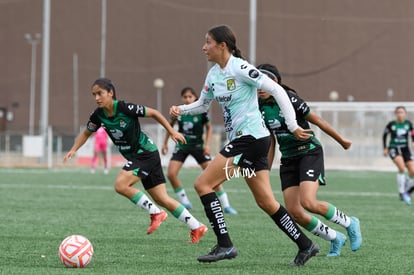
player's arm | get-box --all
[63,129,93,162]
[161,119,176,155]
[306,111,352,150]
[204,121,212,155]
[170,91,212,117]
[267,132,276,170]
[382,124,390,156]
[255,73,311,141]
[145,107,186,145]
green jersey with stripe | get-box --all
[383,120,414,148]
[176,113,209,150]
[259,90,321,158]
[87,100,157,159]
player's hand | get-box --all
[161,145,168,155]
[340,138,352,150]
[383,148,389,157]
[203,145,211,155]
[170,131,186,145]
[169,106,181,119]
[292,127,313,141]
[63,151,75,163]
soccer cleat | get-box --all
[189,224,208,244]
[197,244,238,262]
[289,242,320,266]
[405,176,414,194]
[224,206,238,215]
[147,211,168,234]
[401,192,412,206]
[326,231,347,257]
[346,216,362,251]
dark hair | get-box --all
[92,77,117,100]
[257,63,298,94]
[208,25,243,59]
[395,106,406,113]
[180,86,198,100]
[257,63,282,84]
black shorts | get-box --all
[171,148,211,164]
[122,150,166,190]
[279,146,325,191]
[388,146,414,162]
[219,135,270,172]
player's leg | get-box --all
[195,153,237,262]
[197,156,237,215]
[405,160,414,193]
[294,182,347,255]
[245,171,319,265]
[90,150,98,174]
[146,182,207,242]
[393,155,411,204]
[167,159,192,209]
[113,169,166,234]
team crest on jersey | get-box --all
[119,119,126,128]
[226,79,236,91]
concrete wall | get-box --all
[2,0,414,134]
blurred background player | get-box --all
[257,63,362,257]
[91,126,109,174]
[383,106,414,205]
[162,87,237,214]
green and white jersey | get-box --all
[259,90,321,158]
[383,120,414,148]
[87,100,157,159]
[176,113,209,150]
[199,55,270,141]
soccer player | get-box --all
[383,106,414,205]
[63,78,207,243]
[257,63,362,257]
[90,126,109,174]
[162,86,237,214]
[170,25,319,266]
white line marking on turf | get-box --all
[0,183,397,197]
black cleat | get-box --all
[197,244,238,263]
[290,242,320,266]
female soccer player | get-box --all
[257,63,362,257]
[383,106,414,205]
[63,78,207,243]
[90,126,109,174]
[162,86,237,214]
[170,25,319,266]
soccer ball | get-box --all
[58,235,94,268]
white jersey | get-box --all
[179,55,298,142]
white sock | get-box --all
[135,192,161,214]
[326,204,351,228]
[174,205,201,230]
[175,187,191,205]
[397,173,406,193]
[308,217,337,241]
[217,190,230,208]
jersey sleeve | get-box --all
[179,86,213,115]
[118,101,146,117]
[201,112,210,124]
[382,122,391,148]
[86,110,101,133]
[290,91,310,118]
